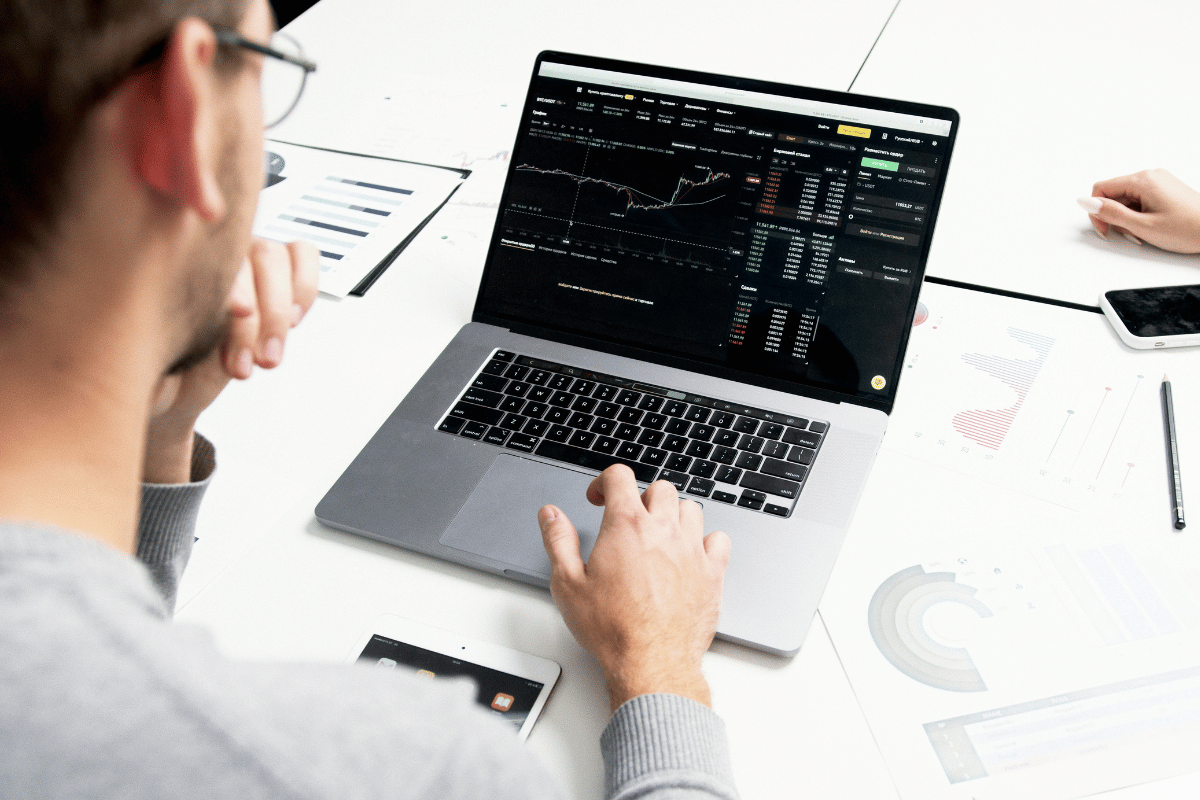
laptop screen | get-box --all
[476,53,958,410]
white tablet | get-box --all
[348,615,561,741]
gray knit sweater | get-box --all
[0,435,739,799]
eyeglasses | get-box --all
[212,27,317,128]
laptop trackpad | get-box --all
[439,455,604,582]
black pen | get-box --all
[1162,374,1186,530]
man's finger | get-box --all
[1089,197,1151,241]
[287,240,320,326]
[249,239,294,368]
[539,504,584,583]
[678,497,704,532]
[223,263,260,379]
[585,464,641,511]
[642,479,682,517]
[703,530,732,571]
[228,257,256,318]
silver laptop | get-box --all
[316,52,958,655]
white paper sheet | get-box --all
[252,141,464,297]
[821,281,1200,800]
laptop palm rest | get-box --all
[440,455,605,582]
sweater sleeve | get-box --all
[135,433,216,615]
[600,693,740,800]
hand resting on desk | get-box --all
[1079,169,1200,253]
[539,465,731,711]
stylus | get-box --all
[1162,374,1186,530]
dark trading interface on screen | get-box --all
[481,64,952,403]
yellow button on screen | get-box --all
[838,124,871,138]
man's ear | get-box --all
[126,18,227,221]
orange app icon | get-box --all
[491,693,514,711]
[416,669,436,679]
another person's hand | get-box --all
[1078,169,1200,253]
[539,465,731,711]
[142,239,319,483]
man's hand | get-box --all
[143,239,319,483]
[1079,169,1200,253]
[539,465,731,711]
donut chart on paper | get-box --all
[868,565,993,692]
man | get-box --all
[0,1,738,798]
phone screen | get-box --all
[357,634,545,731]
[1105,285,1200,337]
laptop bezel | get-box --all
[472,50,960,415]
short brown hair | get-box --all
[0,0,249,292]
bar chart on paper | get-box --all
[885,283,1168,511]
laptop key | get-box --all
[662,434,687,452]
[500,413,527,430]
[663,400,687,417]
[572,396,598,413]
[782,427,821,448]
[595,401,620,419]
[615,423,640,441]
[438,417,465,434]
[762,440,788,458]
[712,448,738,466]
[549,374,573,390]
[763,504,789,517]
[657,470,689,490]
[688,459,717,478]
[690,424,715,441]
[616,390,642,406]
[482,359,508,376]
[641,412,667,430]
[528,386,552,403]
[594,384,618,401]
[592,436,618,455]
[484,427,510,446]
[492,350,515,362]
[450,402,503,426]
[569,430,596,449]
[461,421,488,440]
[567,412,595,429]
[505,381,530,398]
[617,407,644,424]
[733,417,759,434]
[734,451,763,470]
[738,435,764,453]
[714,429,739,447]
[786,446,815,465]
[591,418,617,436]
[711,490,737,504]
[472,374,508,392]
[617,442,643,460]
[534,440,658,483]
[740,471,800,499]
[686,477,714,497]
[505,433,538,453]
[711,411,735,428]
[526,369,550,385]
[762,458,807,482]
[638,395,664,412]
[546,424,571,442]
[545,407,569,424]
[549,391,575,407]
[571,379,597,395]
[462,387,503,408]
[737,490,766,510]
[685,440,713,459]
[760,423,784,440]
[665,453,692,472]
[637,429,664,447]
[684,406,711,423]
[499,396,525,414]
[639,448,666,467]
[715,465,742,484]
[664,418,691,435]
[522,402,548,419]
[809,421,828,434]
[504,364,529,381]
[523,419,549,436]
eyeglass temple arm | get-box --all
[213,27,317,73]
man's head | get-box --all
[0,0,272,375]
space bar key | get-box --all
[534,441,659,483]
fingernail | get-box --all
[263,337,283,364]
[1123,231,1143,245]
[538,506,557,526]
[291,303,303,327]
[236,348,253,377]
[1077,196,1103,214]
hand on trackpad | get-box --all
[439,455,604,579]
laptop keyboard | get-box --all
[435,350,828,518]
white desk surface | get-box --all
[177,1,1200,798]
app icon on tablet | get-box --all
[491,693,514,711]
[416,669,436,679]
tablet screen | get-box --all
[357,634,546,731]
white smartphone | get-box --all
[1100,285,1200,349]
[348,615,561,741]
